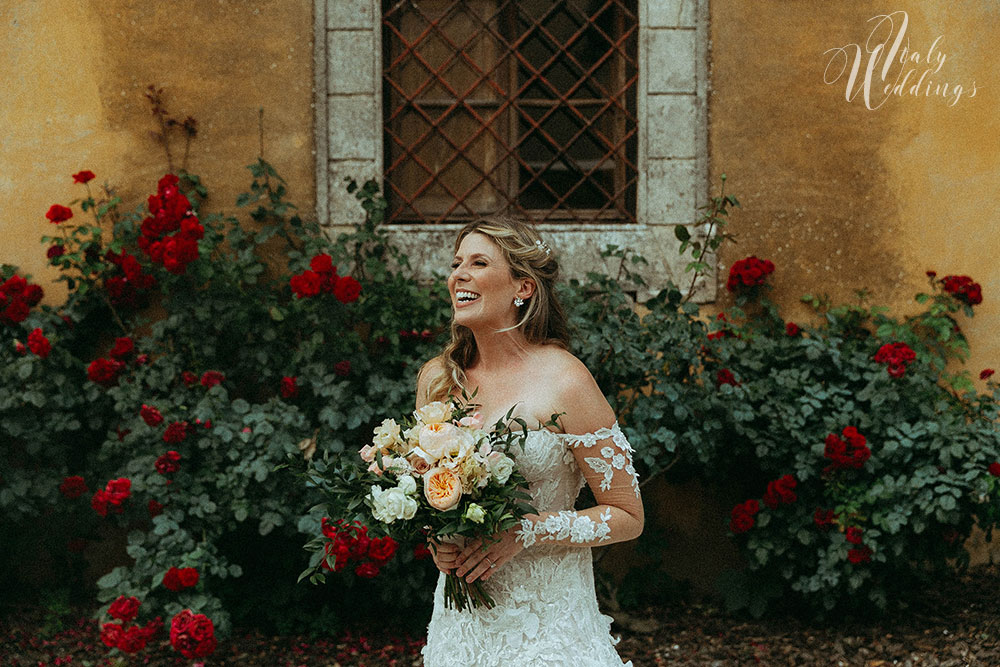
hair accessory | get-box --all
[534,239,551,256]
[513,297,525,307]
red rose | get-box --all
[163,567,182,591]
[118,625,149,653]
[355,561,380,578]
[290,270,322,299]
[163,421,188,444]
[873,342,916,378]
[368,535,398,563]
[108,595,141,623]
[845,526,863,545]
[87,357,125,387]
[181,371,198,387]
[334,360,351,377]
[14,341,26,355]
[785,322,800,336]
[926,270,937,278]
[106,478,131,505]
[200,370,225,388]
[941,275,983,306]
[280,376,299,398]
[981,369,995,380]
[109,336,134,360]
[848,545,873,564]
[140,404,164,426]
[91,490,110,517]
[715,368,739,387]
[46,204,73,224]
[179,567,199,588]
[763,475,797,509]
[72,170,96,184]
[333,275,362,304]
[170,610,216,659]
[988,462,1000,477]
[413,542,432,560]
[726,256,775,291]
[729,510,755,534]
[100,622,124,648]
[824,426,870,471]
[148,499,165,517]
[141,616,163,640]
[47,244,65,260]
[310,253,336,274]
[59,475,88,499]
[27,328,51,359]
[155,450,182,475]
[349,533,372,560]
[813,508,836,529]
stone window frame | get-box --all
[314,0,712,302]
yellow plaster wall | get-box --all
[1,1,316,303]
[710,1,999,382]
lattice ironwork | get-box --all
[382,0,638,224]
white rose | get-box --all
[464,503,486,524]
[414,401,453,425]
[372,418,402,450]
[370,485,418,523]
[397,474,417,495]
[487,453,515,485]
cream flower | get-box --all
[372,418,403,450]
[464,503,486,524]
[414,401,453,425]
[418,422,471,460]
[370,484,418,523]
[486,452,515,485]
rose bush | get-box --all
[2,123,998,637]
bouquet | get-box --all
[301,397,541,610]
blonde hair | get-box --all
[424,215,570,403]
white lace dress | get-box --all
[422,424,637,667]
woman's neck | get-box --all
[467,326,535,374]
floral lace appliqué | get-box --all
[563,422,640,498]
[515,508,612,548]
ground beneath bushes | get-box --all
[2,566,998,666]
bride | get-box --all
[417,216,644,666]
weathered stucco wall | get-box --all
[710,1,999,380]
[1,1,316,302]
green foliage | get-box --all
[3,158,998,632]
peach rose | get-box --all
[423,467,462,510]
[359,444,377,463]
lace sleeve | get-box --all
[516,422,644,549]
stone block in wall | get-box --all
[327,95,378,160]
[647,0,697,27]
[647,94,697,159]
[647,28,697,94]
[326,0,375,30]
[646,158,697,223]
[327,30,376,94]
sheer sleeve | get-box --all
[515,422,644,548]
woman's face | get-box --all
[448,232,524,330]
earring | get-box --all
[513,297,525,307]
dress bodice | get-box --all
[511,429,587,514]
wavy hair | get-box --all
[423,215,570,403]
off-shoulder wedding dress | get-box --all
[422,424,636,667]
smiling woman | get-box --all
[416,216,643,666]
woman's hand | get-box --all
[428,539,461,574]
[454,525,525,584]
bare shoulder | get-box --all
[415,355,446,408]
[534,346,614,433]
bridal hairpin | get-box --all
[534,239,551,256]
